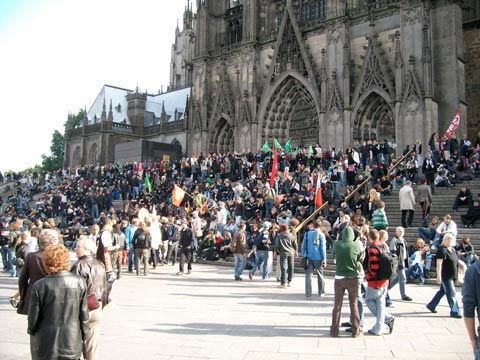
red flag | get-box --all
[269,148,278,187]
[172,184,186,207]
[314,174,323,207]
[440,109,461,151]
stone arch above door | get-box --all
[88,143,99,165]
[208,116,233,154]
[258,72,321,149]
[72,146,82,168]
[352,90,395,142]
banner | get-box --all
[172,184,186,207]
[314,174,323,207]
[262,141,269,153]
[270,148,278,186]
[274,138,283,150]
[145,172,152,193]
[285,139,291,153]
[440,109,461,151]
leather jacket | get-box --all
[28,271,89,360]
[71,255,107,303]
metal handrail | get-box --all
[295,148,414,234]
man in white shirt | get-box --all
[216,202,228,236]
[432,213,457,249]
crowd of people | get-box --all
[1,131,480,358]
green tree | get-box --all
[41,130,64,172]
[64,109,84,130]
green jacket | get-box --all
[332,227,362,278]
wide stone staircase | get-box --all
[199,178,480,282]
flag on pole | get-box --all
[314,174,323,207]
[262,140,269,153]
[270,148,279,186]
[440,108,461,151]
[145,172,152,193]
[172,184,186,207]
[274,138,283,150]
[285,139,292,153]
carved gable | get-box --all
[265,4,318,89]
[211,72,234,123]
[353,34,395,104]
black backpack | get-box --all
[364,245,398,280]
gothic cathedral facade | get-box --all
[187,0,466,156]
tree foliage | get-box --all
[41,130,64,172]
[64,108,84,130]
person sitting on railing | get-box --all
[392,162,406,190]
[406,159,419,185]
[379,176,393,196]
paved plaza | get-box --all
[0,262,473,360]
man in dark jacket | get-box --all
[453,186,474,212]
[132,222,151,276]
[177,220,194,275]
[462,260,480,357]
[461,201,480,228]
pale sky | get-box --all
[0,0,193,172]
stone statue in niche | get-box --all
[406,100,419,115]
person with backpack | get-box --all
[388,226,413,303]
[132,221,152,276]
[364,229,395,336]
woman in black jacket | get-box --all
[28,244,88,360]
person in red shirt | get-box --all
[365,229,395,335]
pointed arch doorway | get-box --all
[352,91,395,142]
[209,117,233,154]
[261,74,319,148]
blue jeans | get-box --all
[418,227,436,241]
[234,253,247,278]
[251,250,269,279]
[1,245,9,269]
[475,342,480,360]
[406,264,425,283]
[128,248,137,272]
[305,259,324,297]
[265,199,274,219]
[279,253,294,284]
[427,278,460,316]
[365,285,394,334]
[389,268,407,298]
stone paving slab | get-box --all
[0,263,473,360]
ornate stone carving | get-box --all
[403,7,420,25]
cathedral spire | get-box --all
[108,99,113,122]
[101,97,107,122]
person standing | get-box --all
[330,226,363,337]
[462,259,480,359]
[426,233,462,318]
[132,222,152,276]
[389,226,413,302]
[229,223,247,280]
[125,218,139,273]
[71,236,107,360]
[177,220,194,275]
[364,229,395,336]
[416,178,433,225]
[17,229,59,316]
[422,151,437,193]
[399,181,416,228]
[274,224,298,288]
[28,244,89,360]
[96,218,119,303]
[301,219,327,299]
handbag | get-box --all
[195,229,203,238]
[106,271,116,283]
[87,293,100,311]
[16,297,26,315]
[300,257,309,270]
[13,257,24,267]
